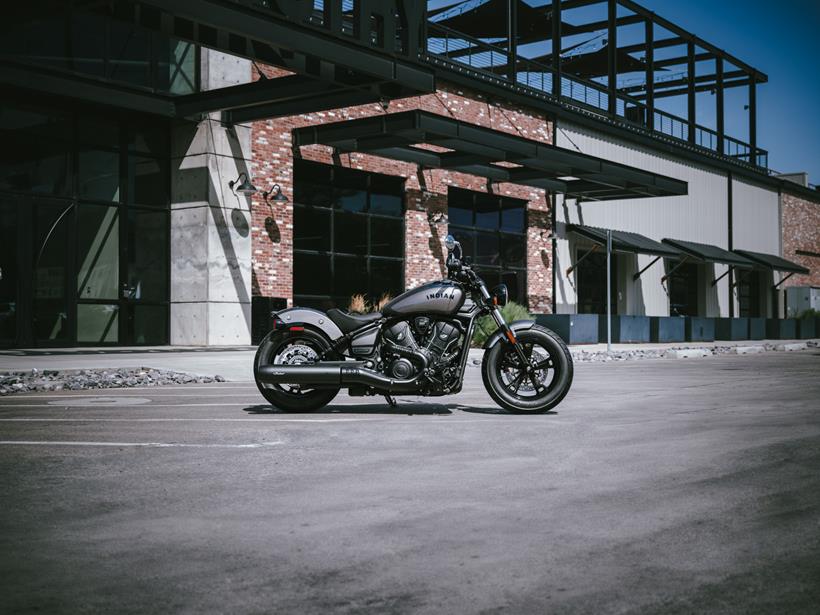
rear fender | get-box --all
[274,307,344,341]
[482,320,535,350]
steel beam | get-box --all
[225,90,378,124]
[607,0,617,116]
[630,78,751,101]
[175,75,339,117]
[0,60,174,117]
[616,0,767,83]
[507,0,518,82]
[565,13,644,35]
[552,0,562,98]
[716,57,725,155]
[620,70,746,94]
[687,41,696,144]
[749,81,757,166]
[644,18,654,131]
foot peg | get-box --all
[384,395,397,408]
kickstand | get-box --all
[384,394,397,408]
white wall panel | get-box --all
[553,121,776,318]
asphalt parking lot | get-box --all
[1,351,819,614]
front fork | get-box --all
[479,285,531,367]
[481,285,543,392]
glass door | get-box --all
[33,200,73,345]
[121,208,168,345]
[0,198,19,346]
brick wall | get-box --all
[781,191,820,287]
[251,67,554,313]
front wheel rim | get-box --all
[496,342,558,401]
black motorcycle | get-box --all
[254,235,573,413]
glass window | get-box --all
[128,121,169,157]
[448,188,528,304]
[334,211,368,254]
[576,251,617,315]
[294,206,330,251]
[369,217,403,257]
[292,161,405,307]
[369,175,403,216]
[474,193,499,229]
[108,21,151,88]
[668,262,700,316]
[333,169,367,212]
[77,205,119,300]
[156,39,197,95]
[71,13,107,77]
[369,258,403,299]
[34,202,73,343]
[501,199,525,232]
[127,209,168,302]
[129,156,168,207]
[77,304,119,343]
[79,149,120,202]
[0,199,18,343]
[334,255,368,297]
[132,304,167,345]
[294,252,331,296]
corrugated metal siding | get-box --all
[555,122,727,316]
[731,177,780,253]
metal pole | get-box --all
[606,229,612,353]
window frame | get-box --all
[446,187,528,305]
[292,160,406,309]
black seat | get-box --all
[326,308,382,334]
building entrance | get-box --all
[0,100,170,348]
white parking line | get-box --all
[0,440,283,448]
[0,417,382,423]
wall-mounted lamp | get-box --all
[262,184,289,204]
[228,172,258,195]
[428,211,448,226]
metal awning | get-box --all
[733,250,809,274]
[569,225,682,258]
[662,238,755,267]
[293,110,688,201]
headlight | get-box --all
[490,284,508,307]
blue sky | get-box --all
[428,0,820,183]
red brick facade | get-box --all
[250,67,555,313]
[781,191,820,287]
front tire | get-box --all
[481,324,573,414]
[254,328,340,412]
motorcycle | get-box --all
[254,235,573,413]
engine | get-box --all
[380,317,464,390]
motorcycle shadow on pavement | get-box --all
[243,402,454,415]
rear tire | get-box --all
[481,324,573,414]
[254,328,340,412]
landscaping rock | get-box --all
[0,368,225,396]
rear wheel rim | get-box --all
[264,335,324,397]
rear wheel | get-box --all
[481,325,573,414]
[254,328,340,412]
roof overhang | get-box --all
[293,110,688,201]
[733,249,810,274]
[569,225,682,258]
[662,238,755,268]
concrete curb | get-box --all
[775,342,808,352]
[732,345,765,355]
[665,348,710,359]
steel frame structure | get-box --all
[426,0,769,170]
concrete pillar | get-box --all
[169,50,253,345]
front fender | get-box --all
[275,307,344,341]
[482,320,535,349]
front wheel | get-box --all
[481,324,573,414]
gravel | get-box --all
[0,368,226,396]
[469,339,818,365]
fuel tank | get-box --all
[382,280,466,317]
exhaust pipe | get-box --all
[256,362,421,393]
